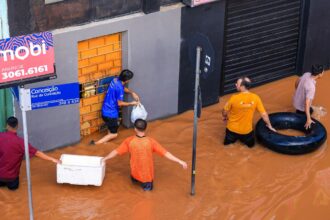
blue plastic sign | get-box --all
[30,83,79,110]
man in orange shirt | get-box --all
[102,119,187,191]
[222,77,276,148]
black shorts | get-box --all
[131,176,153,191]
[0,177,19,190]
[102,116,119,134]
[224,129,255,148]
[296,107,314,115]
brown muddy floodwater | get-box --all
[1,72,330,220]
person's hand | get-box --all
[131,101,139,106]
[101,158,106,163]
[132,92,140,102]
[304,118,315,130]
[266,124,277,132]
[53,159,61,164]
[179,161,188,169]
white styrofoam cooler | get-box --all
[57,154,105,186]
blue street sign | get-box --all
[30,83,79,110]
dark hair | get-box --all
[118,69,134,82]
[311,65,324,76]
[134,119,147,131]
[239,76,252,89]
[7,116,18,129]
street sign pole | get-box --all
[19,86,34,220]
[191,46,202,196]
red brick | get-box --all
[98,94,105,102]
[78,59,89,68]
[98,62,114,71]
[89,37,105,49]
[110,67,121,75]
[81,65,98,75]
[106,52,121,61]
[89,55,105,65]
[113,59,121,67]
[105,34,120,44]
[83,96,99,106]
[82,112,99,121]
[91,103,102,112]
[80,106,91,115]
[78,75,90,84]
[98,45,114,55]
[113,42,121,50]
[81,49,97,59]
[90,71,104,80]
[78,41,89,51]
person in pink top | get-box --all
[293,65,324,129]
[0,117,60,190]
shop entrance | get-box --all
[221,0,303,94]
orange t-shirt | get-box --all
[224,92,266,134]
[115,136,168,183]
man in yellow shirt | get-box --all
[222,77,276,147]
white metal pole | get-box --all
[19,86,34,220]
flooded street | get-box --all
[0,72,329,220]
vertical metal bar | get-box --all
[19,87,34,220]
[191,46,202,196]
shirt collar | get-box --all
[7,130,17,136]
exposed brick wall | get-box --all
[78,33,122,136]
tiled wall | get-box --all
[77,33,122,136]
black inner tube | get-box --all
[256,112,327,155]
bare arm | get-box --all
[260,113,276,132]
[222,109,228,121]
[102,150,119,163]
[117,100,138,107]
[304,98,314,129]
[164,152,187,169]
[35,151,60,164]
[124,87,139,101]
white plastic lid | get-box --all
[60,154,103,167]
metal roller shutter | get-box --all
[222,0,302,94]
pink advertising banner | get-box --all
[0,32,56,88]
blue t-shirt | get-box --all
[102,78,124,118]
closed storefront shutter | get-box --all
[222,0,302,94]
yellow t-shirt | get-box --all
[224,92,266,134]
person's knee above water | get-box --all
[222,77,276,148]
[293,64,324,130]
[102,119,187,191]
[92,69,140,145]
[0,117,60,190]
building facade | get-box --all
[2,0,330,150]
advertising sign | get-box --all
[0,32,56,89]
[182,0,219,7]
[30,83,79,110]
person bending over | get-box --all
[293,65,324,129]
[102,119,187,191]
[91,69,139,145]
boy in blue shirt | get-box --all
[91,69,139,145]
